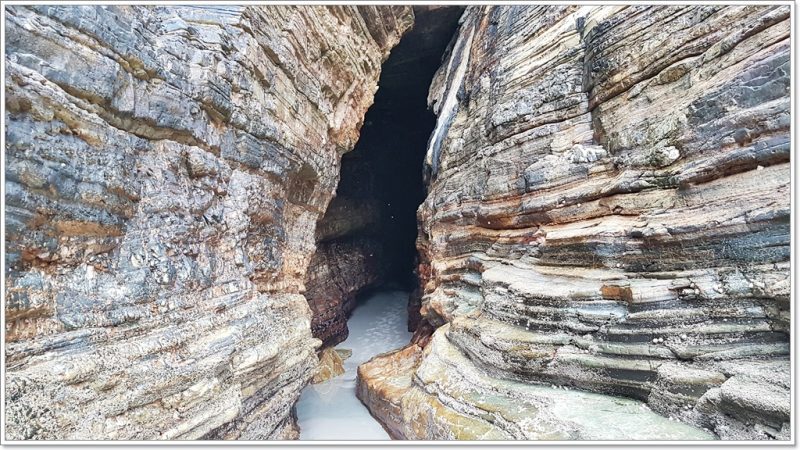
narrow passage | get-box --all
[296,290,412,440]
[296,6,464,440]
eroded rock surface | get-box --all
[358,5,790,440]
[4,5,412,440]
[311,347,347,384]
[305,234,384,347]
[358,328,714,440]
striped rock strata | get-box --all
[4,5,411,440]
[358,5,790,440]
[305,194,384,347]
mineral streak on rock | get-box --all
[4,5,412,440]
[358,5,790,440]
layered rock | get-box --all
[358,329,714,440]
[305,228,384,347]
[4,5,412,440]
[359,5,790,440]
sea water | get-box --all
[296,290,413,440]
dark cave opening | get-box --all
[342,6,464,288]
[306,6,463,347]
[298,9,464,433]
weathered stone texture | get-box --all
[305,235,384,347]
[311,347,347,384]
[4,5,412,440]
[359,5,790,440]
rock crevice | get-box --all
[4,4,791,442]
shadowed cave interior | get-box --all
[344,6,463,286]
[308,5,465,343]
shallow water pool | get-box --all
[296,290,413,440]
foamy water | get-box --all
[296,290,413,440]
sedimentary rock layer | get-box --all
[359,5,790,440]
[4,5,412,440]
[305,234,384,347]
[358,328,714,440]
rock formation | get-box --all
[310,347,350,384]
[4,4,412,440]
[358,5,791,440]
[4,3,792,443]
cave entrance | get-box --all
[307,4,464,344]
[347,6,464,289]
[322,4,464,327]
[297,6,463,440]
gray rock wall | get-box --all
[4,5,412,440]
[359,5,790,440]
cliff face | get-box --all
[4,5,412,440]
[358,5,790,440]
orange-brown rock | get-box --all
[311,347,347,384]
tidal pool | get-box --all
[296,289,413,440]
